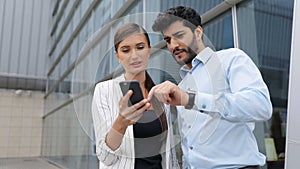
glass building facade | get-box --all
[42,0,294,168]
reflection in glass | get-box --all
[237,0,294,167]
[203,10,233,51]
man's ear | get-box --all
[194,26,203,40]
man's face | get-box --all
[162,21,198,65]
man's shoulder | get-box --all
[216,48,249,60]
[216,47,244,55]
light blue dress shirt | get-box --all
[177,47,273,169]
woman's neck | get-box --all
[124,71,146,85]
[125,71,148,98]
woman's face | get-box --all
[115,33,151,76]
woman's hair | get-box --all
[145,71,168,132]
[114,23,150,51]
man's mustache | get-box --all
[172,48,188,55]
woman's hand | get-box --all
[118,90,150,126]
[107,90,150,151]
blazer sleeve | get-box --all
[92,82,122,166]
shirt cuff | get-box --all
[194,92,214,113]
[97,138,121,166]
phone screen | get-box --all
[119,80,144,106]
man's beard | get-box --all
[173,35,198,65]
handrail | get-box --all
[49,0,81,55]
[50,0,70,36]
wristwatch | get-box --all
[184,91,196,110]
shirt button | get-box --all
[189,146,193,150]
[202,104,206,109]
[188,125,191,128]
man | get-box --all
[148,6,272,169]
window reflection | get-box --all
[203,10,233,51]
[237,0,294,168]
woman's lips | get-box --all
[131,61,142,67]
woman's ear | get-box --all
[115,51,121,62]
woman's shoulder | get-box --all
[94,74,124,90]
[95,79,113,89]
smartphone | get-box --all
[119,80,144,106]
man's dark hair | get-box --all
[152,6,202,32]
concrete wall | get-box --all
[0,89,44,158]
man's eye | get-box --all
[164,38,170,44]
[175,34,184,39]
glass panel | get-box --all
[148,47,181,84]
[42,102,97,169]
[81,0,90,13]
[70,36,80,65]
[44,92,70,115]
[44,1,253,169]
[158,0,224,15]
[47,51,71,94]
[112,0,126,16]
[122,0,143,23]
[94,0,112,31]
[203,10,233,51]
[73,1,82,29]
[237,0,294,168]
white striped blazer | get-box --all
[92,74,180,169]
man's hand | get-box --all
[148,81,189,106]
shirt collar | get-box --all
[179,47,215,78]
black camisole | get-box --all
[133,110,165,169]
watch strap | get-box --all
[184,92,196,110]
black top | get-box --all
[133,110,165,169]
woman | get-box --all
[92,23,179,169]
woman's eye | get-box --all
[121,49,129,53]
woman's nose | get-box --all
[130,50,139,59]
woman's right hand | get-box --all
[118,90,150,126]
[107,90,150,151]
